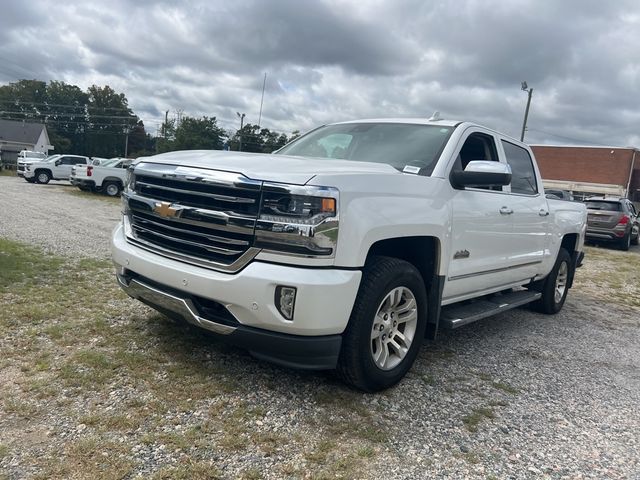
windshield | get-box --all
[45,155,60,163]
[100,159,119,167]
[276,123,454,175]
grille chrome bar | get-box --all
[131,224,244,256]
[136,180,256,204]
[131,214,249,246]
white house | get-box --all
[0,119,54,167]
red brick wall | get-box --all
[530,146,635,187]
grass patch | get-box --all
[0,238,63,289]
[152,461,223,480]
[462,407,496,432]
[573,246,640,309]
[0,443,9,459]
[63,187,122,204]
[0,169,17,176]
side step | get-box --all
[440,290,542,329]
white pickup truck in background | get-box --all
[21,154,90,184]
[111,118,587,391]
[71,157,132,196]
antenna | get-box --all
[428,111,441,121]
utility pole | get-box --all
[164,110,169,141]
[236,112,245,151]
[520,82,533,142]
[258,72,267,127]
[124,127,129,157]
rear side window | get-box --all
[584,201,622,211]
[502,141,538,195]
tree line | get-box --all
[0,80,296,158]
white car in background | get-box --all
[21,154,91,184]
[72,157,132,196]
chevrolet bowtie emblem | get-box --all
[153,202,181,218]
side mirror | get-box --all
[451,161,512,189]
[55,159,61,166]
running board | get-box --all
[440,290,542,329]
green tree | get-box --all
[173,116,226,151]
[86,85,138,158]
[229,123,289,153]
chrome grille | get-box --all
[125,163,262,271]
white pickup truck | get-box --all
[71,158,132,196]
[111,118,587,391]
[21,154,90,184]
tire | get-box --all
[631,225,639,246]
[337,256,428,392]
[35,170,51,184]
[619,232,631,251]
[532,248,572,314]
[103,181,122,197]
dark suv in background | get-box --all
[585,197,639,250]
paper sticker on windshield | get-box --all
[403,165,421,174]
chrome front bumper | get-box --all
[116,273,236,335]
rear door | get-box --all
[499,139,549,278]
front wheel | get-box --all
[337,256,427,392]
[532,248,572,314]
[35,170,51,184]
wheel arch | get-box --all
[103,177,124,186]
[364,236,444,340]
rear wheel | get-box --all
[619,232,631,251]
[103,181,122,197]
[532,248,572,314]
[631,225,639,246]
[35,170,51,184]
[337,256,427,392]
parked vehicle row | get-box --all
[17,153,133,197]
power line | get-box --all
[0,99,134,112]
[0,110,136,119]
[527,128,606,146]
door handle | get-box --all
[499,206,513,215]
[539,209,549,216]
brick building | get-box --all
[530,145,639,201]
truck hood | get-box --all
[140,150,400,185]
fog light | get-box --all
[275,286,297,320]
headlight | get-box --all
[255,183,339,257]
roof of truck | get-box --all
[333,118,461,127]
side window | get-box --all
[501,140,538,195]
[452,132,501,191]
[456,132,499,170]
[62,157,75,165]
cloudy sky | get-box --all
[0,0,639,146]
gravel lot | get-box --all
[1,175,640,479]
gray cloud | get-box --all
[0,0,638,146]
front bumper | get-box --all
[111,222,362,368]
[22,170,34,179]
